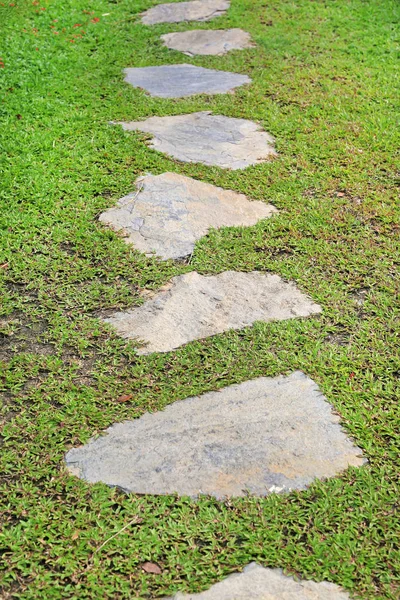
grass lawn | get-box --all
[0,0,399,597]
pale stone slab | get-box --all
[161,29,254,56]
[102,271,321,354]
[141,0,230,25]
[164,562,351,599]
[99,173,277,260]
[117,112,277,169]
[65,372,365,498]
[123,64,250,98]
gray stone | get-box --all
[161,29,254,56]
[102,271,321,354]
[164,562,351,599]
[117,112,277,169]
[99,173,277,260]
[141,0,230,25]
[65,372,365,498]
[123,64,250,98]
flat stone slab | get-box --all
[65,372,364,498]
[102,271,321,354]
[99,173,277,260]
[164,563,351,599]
[161,28,254,56]
[123,64,250,98]
[141,0,230,25]
[117,112,277,169]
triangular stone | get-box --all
[102,271,321,354]
[163,562,351,598]
[141,0,230,25]
[123,64,250,98]
[99,173,277,260]
[116,112,277,169]
[161,28,254,56]
[65,372,365,498]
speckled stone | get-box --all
[116,112,277,169]
[99,173,277,260]
[102,270,321,354]
[65,372,365,498]
[141,0,230,25]
[123,64,250,98]
[164,562,351,599]
[161,29,254,56]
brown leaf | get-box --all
[141,561,162,574]
[71,531,80,541]
[117,393,133,403]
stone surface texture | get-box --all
[103,271,322,353]
[161,28,254,56]
[65,372,364,498]
[99,173,277,260]
[123,64,250,98]
[141,0,230,25]
[164,562,351,599]
[117,112,277,169]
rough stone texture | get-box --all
[123,64,250,98]
[99,173,277,260]
[117,112,277,169]
[164,562,351,599]
[141,0,230,25]
[65,372,365,498]
[161,28,254,56]
[102,271,322,354]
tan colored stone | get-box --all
[141,0,230,25]
[161,28,254,56]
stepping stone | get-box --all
[141,0,230,25]
[163,563,351,598]
[102,271,321,354]
[123,64,250,98]
[99,173,277,260]
[65,371,365,498]
[161,28,254,56]
[117,112,277,169]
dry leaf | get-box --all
[117,394,133,403]
[141,561,162,574]
[71,531,80,540]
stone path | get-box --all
[141,0,230,25]
[123,64,250,98]
[103,271,321,354]
[161,28,254,56]
[99,172,277,260]
[66,372,364,497]
[117,112,277,169]
[163,563,351,599]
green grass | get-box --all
[0,0,399,597]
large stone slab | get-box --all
[65,372,365,498]
[164,562,351,599]
[99,173,277,260]
[102,271,321,354]
[117,112,277,169]
[141,0,230,25]
[161,28,254,56]
[123,64,250,98]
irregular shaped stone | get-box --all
[164,562,351,599]
[65,372,365,498]
[141,0,230,25]
[117,112,277,169]
[123,64,250,98]
[102,271,321,354]
[99,173,277,260]
[161,28,254,56]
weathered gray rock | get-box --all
[164,562,351,599]
[102,271,321,354]
[65,372,365,498]
[117,112,277,169]
[161,28,254,56]
[123,64,250,98]
[141,0,230,25]
[99,173,277,260]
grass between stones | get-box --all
[0,0,399,598]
